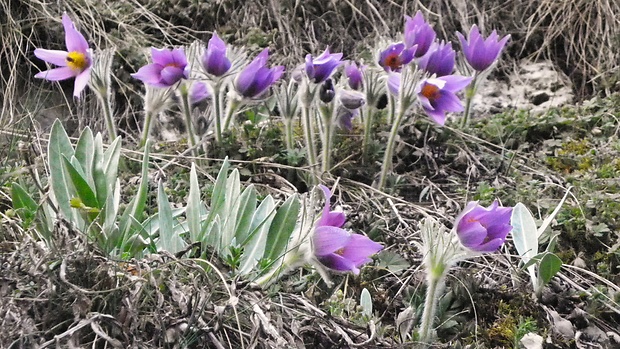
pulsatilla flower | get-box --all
[416,75,472,125]
[378,43,413,72]
[456,24,510,72]
[189,82,211,105]
[312,185,383,274]
[344,61,364,90]
[417,41,455,77]
[454,200,513,252]
[132,47,189,87]
[234,48,284,99]
[305,47,343,84]
[34,13,93,98]
[202,32,231,77]
[404,11,436,58]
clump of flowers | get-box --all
[34,13,93,98]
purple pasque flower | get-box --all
[344,61,364,90]
[416,75,473,125]
[34,13,93,98]
[132,47,189,88]
[202,31,231,77]
[378,43,414,72]
[305,47,343,84]
[336,107,359,131]
[234,48,284,99]
[386,72,400,97]
[454,200,513,252]
[312,185,383,274]
[417,41,455,77]
[404,11,436,58]
[189,81,210,105]
[456,24,511,72]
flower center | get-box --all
[334,248,345,256]
[420,83,441,101]
[384,53,402,71]
[66,51,88,72]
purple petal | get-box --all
[434,91,464,113]
[439,75,473,92]
[472,237,505,252]
[160,65,184,86]
[62,13,89,53]
[34,49,69,66]
[387,72,400,96]
[151,47,173,66]
[170,48,188,67]
[34,66,76,81]
[424,107,447,126]
[341,234,383,266]
[73,67,91,97]
[131,64,164,85]
[318,254,360,274]
[457,220,487,247]
[190,81,211,105]
[313,226,351,256]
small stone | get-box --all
[521,332,544,349]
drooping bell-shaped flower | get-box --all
[336,107,359,131]
[202,32,232,77]
[338,89,366,110]
[34,13,93,98]
[416,75,472,125]
[132,47,189,88]
[404,11,436,58]
[417,41,455,77]
[378,43,413,72]
[344,61,364,90]
[312,185,383,274]
[454,200,513,252]
[456,24,511,72]
[305,47,343,84]
[234,48,284,99]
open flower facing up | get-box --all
[132,47,189,88]
[305,47,343,84]
[344,61,364,90]
[456,25,511,72]
[34,13,93,98]
[454,200,513,252]
[378,43,413,72]
[404,11,436,58]
[312,185,383,274]
[416,75,473,125]
[234,48,284,99]
[202,32,231,77]
[417,41,455,77]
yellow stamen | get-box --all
[66,51,88,72]
[335,248,345,256]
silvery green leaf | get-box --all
[49,119,80,225]
[263,194,300,262]
[360,288,373,318]
[238,195,276,275]
[511,203,539,288]
[156,181,186,254]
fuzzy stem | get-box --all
[362,105,375,160]
[222,96,241,131]
[139,109,154,149]
[319,105,334,173]
[301,103,319,184]
[283,117,295,154]
[376,96,407,191]
[97,88,118,141]
[211,84,224,143]
[179,85,198,157]
[418,273,446,346]
[460,73,479,128]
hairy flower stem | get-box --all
[222,98,240,131]
[283,117,295,154]
[301,104,319,184]
[460,73,479,128]
[94,88,118,141]
[139,110,154,149]
[179,85,198,157]
[418,272,446,346]
[211,84,224,143]
[377,73,414,192]
[361,106,375,160]
[319,105,334,173]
